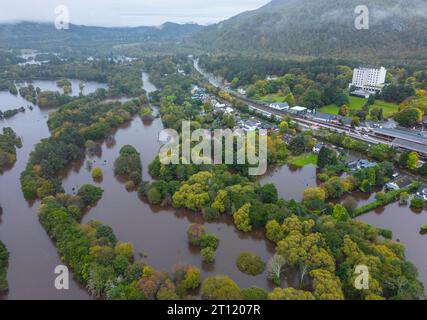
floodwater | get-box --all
[16,79,108,97]
[60,73,281,291]
[0,80,106,299]
[357,203,427,293]
[259,165,318,202]
[260,162,427,294]
[2,70,426,298]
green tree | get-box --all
[236,252,266,276]
[233,203,252,232]
[268,287,315,300]
[276,226,335,286]
[310,269,344,300]
[258,184,278,203]
[407,152,419,170]
[77,184,104,207]
[332,204,349,221]
[317,147,337,169]
[394,108,423,127]
[202,276,242,300]
[91,167,103,180]
[201,247,216,263]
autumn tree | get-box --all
[233,203,252,232]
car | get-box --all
[392,173,399,179]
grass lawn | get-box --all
[289,153,318,168]
[319,96,399,118]
[259,93,286,103]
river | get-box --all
[0,73,282,299]
[0,79,106,300]
[60,73,282,292]
[2,71,426,298]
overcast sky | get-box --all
[0,0,270,26]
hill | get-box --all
[0,22,204,53]
[192,0,427,63]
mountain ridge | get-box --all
[191,0,427,62]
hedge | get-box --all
[352,182,420,217]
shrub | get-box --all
[201,247,215,263]
[411,197,424,209]
[317,173,329,182]
[241,287,268,300]
[200,234,219,250]
[187,224,206,246]
[147,187,162,205]
[202,207,220,221]
[91,167,103,180]
[125,180,136,191]
[183,265,201,290]
[236,252,266,276]
[77,184,103,207]
[399,192,409,205]
[202,275,242,300]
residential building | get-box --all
[269,102,289,111]
[348,159,377,171]
[312,143,324,154]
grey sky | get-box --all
[0,0,270,26]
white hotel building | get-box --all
[349,66,387,97]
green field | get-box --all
[288,153,318,168]
[259,93,286,103]
[319,96,399,118]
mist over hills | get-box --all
[0,22,204,52]
[191,0,427,62]
[1,0,426,63]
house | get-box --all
[269,102,289,111]
[211,99,228,109]
[312,144,324,154]
[260,122,274,130]
[237,88,246,95]
[347,159,377,171]
[357,159,377,169]
[266,75,279,81]
[416,186,427,201]
[224,107,235,114]
[241,120,261,132]
[385,182,400,191]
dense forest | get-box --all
[0,22,204,56]
[192,0,427,64]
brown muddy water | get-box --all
[357,203,427,292]
[1,74,426,298]
[0,80,106,299]
[60,74,285,292]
